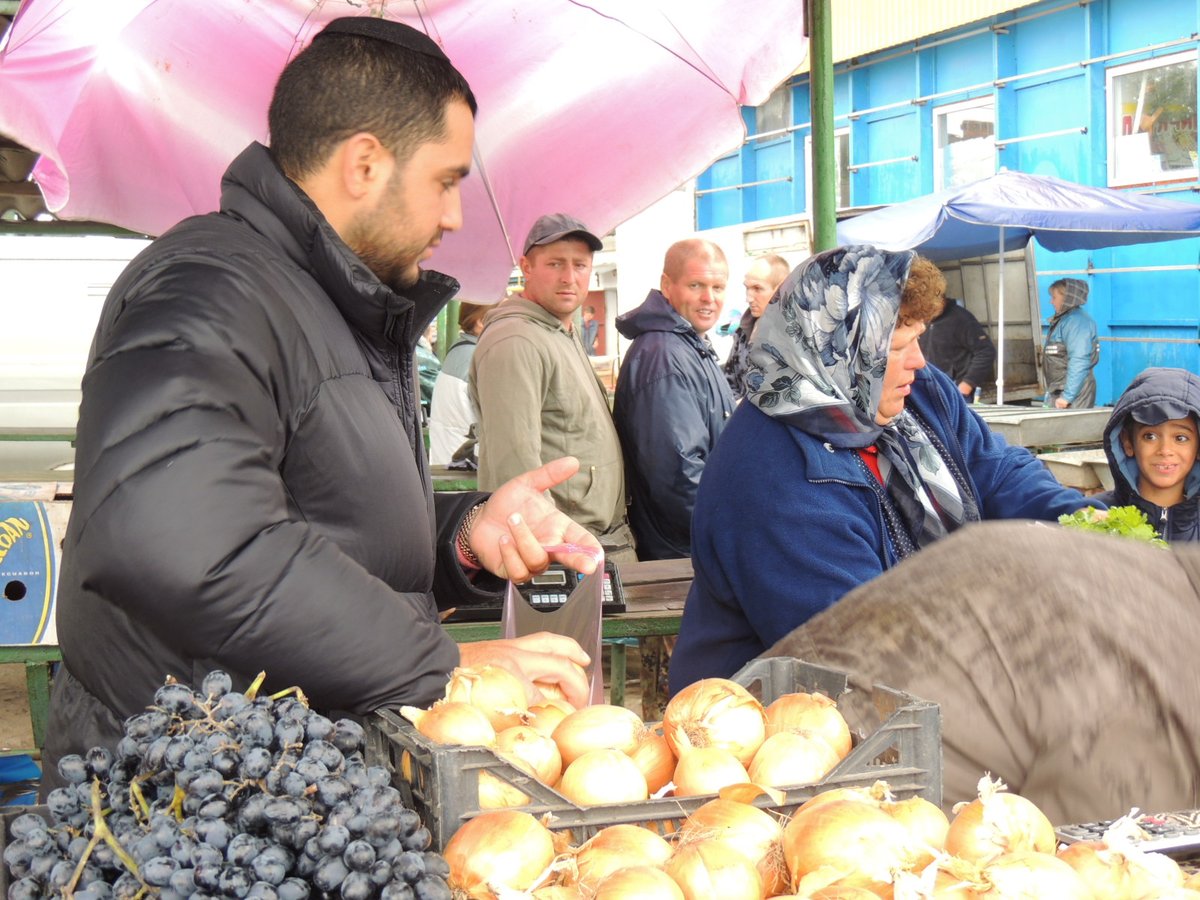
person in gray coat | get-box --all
[43,17,597,791]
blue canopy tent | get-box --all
[836,170,1200,403]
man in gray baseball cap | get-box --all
[470,213,636,562]
[522,212,604,256]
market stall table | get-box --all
[974,404,1111,449]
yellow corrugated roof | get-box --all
[795,0,1032,73]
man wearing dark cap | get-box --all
[470,214,636,561]
[43,17,597,790]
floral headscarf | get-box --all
[745,245,914,449]
[746,244,979,557]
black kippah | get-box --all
[314,16,448,63]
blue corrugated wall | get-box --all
[695,0,1200,404]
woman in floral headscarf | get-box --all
[669,246,1100,691]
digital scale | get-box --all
[442,560,625,622]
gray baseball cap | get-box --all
[522,213,603,256]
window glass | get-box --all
[1108,51,1198,186]
[755,86,791,142]
[934,98,995,189]
[805,129,851,210]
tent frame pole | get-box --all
[996,227,1006,406]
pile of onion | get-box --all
[444,664,530,731]
[572,824,674,891]
[676,797,788,895]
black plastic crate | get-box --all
[366,656,942,851]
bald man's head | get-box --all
[744,254,790,318]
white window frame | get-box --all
[933,96,996,190]
[804,128,851,212]
[1106,50,1198,187]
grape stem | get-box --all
[63,779,146,898]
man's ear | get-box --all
[519,254,532,278]
[338,132,393,202]
[660,272,671,295]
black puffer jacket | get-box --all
[44,143,490,784]
[1093,367,1200,542]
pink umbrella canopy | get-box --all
[0,0,807,301]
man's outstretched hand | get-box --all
[467,456,603,582]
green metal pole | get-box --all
[808,0,836,251]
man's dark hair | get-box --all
[268,30,477,181]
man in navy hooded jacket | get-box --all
[613,239,736,560]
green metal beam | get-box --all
[808,0,836,251]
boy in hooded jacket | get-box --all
[1094,367,1200,542]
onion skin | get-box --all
[783,797,917,894]
[523,702,572,737]
[496,724,563,786]
[764,692,853,759]
[558,748,649,806]
[593,866,685,900]
[663,678,767,766]
[552,704,646,766]
[748,730,841,789]
[445,665,529,731]
[981,850,1092,898]
[574,824,674,890]
[671,746,750,798]
[880,796,949,869]
[945,784,1056,865]
[678,798,787,896]
[664,839,764,900]
[444,810,555,897]
[401,701,496,747]
[630,727,677,794]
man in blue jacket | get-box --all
[613,239,736,560]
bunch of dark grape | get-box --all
[3,671,452,900]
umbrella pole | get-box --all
[996,227,1006,406]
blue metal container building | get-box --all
[695,0,1200,404]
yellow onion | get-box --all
[630,727,677,794]
[444,665,529,731]
[747,730,841,789]
[665,839,763,900]
[794,785,884,817]
[944,775,1056,865]
[558,749,649,806]
[980,850,1091,898]
[1187,871,1200,891]
[400,701,495,747]
[478,770,530,810]
[783,797,917,894]
[496,725,563,786]
[671,746,749,798]
[880,796,949,869]
[573,824,674,890]
[533,886,584,900]
[593,866,685,900]
[764,692,853,759]
[1056,840,1173,900]
[523,702,573,737]
[677,797,787,896]
[444,810,555,897]
[552,704,646,767]
[663,678,766,766]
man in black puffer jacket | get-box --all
[43,17,597,790]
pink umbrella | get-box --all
[0,1,807,301]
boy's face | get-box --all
[1120,416,1199,501]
